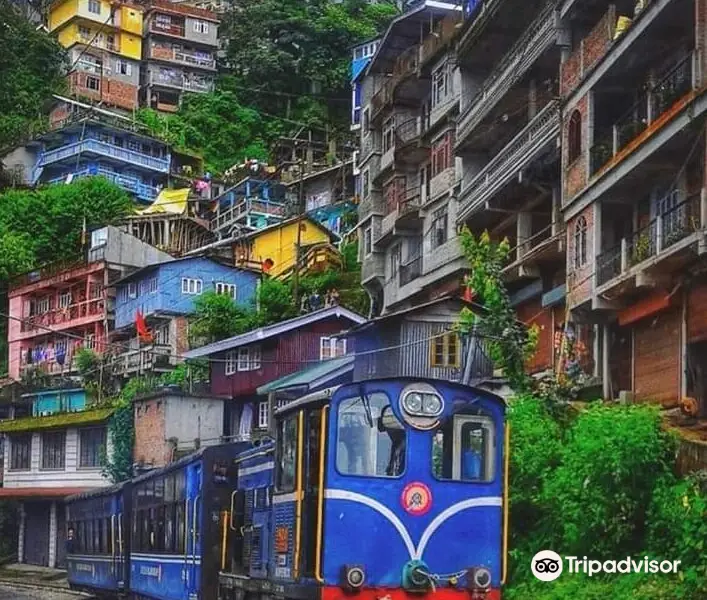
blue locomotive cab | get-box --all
[268,379,507,600]
[65,482,131,596]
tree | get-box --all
[190,290,257,344]
[0,1,67,148]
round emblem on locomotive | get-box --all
[401,482,432,515]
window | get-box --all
[36,296,51,314]
[567,109,582,164]
[362,169,370,199]
[225,350,237,376]
[237,346,261,371]
[336,392,405,477]
[181,278,203,295]
[58,291,71,311]
[154,323,169,346]
[430,333,460,368]
[382,116,395,153]
[10,434,31,470]
[275,414,298,492]
[116,59,131,76]
[431,206,448,249]
[432,414,495,482]
[362,107,370,131]
[41,431,66,470]
[127,282,137,299]
[79,428,106,468]
[91,228,107,248]
[148,277,158,294]
[363,225,372,256]
[389,244,401,279]
[78,25,91,40]
[431,133,453,177]
[86,76,100,91]
[432,64,449,106]
[88,0,100,14]
[573,215,588,269]
[320,337,346,360]
[192,20,209,34]
[85,333,96,350]
[257,401,269,430]
[215,282,236,299]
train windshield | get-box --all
[431,412,495,482]
[336,392,406,477]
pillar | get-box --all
[551,185,561,236]
[602,323,611,400]
[592,201,603,292]
[48,501,57,568]
[528,79,538,120]
[18,503,25,563]
[516,212,533,260]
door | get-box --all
[302,407,326,579]
[23,501,50,566]
[185,463,203,599]
[55,503,67,568]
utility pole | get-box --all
[292,146,305,307]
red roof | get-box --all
[0,487,89,499]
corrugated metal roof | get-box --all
[256,355,354,395]
[0,487,91,498]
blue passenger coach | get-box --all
[66,482,132,596]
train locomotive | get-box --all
[65,377,508,600]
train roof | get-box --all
[273,378,507,417]
[235,440,274,463]
[65,481,129,503]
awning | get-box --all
[0,487,90,499]
[618,292,671,327]
[137,188,190,216]
[257,356,354,396]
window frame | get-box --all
[79,427,107,469]
[431,133,453,177]
[215,282,237,299]
[225,350,237,376]
[431,63,449,107]
[257,401,269,430]
[86,75,100,91]
[430,332,461,368]
[9,433,32,471]
[363,225,373,256]
[319,336,346,360]
[237,346,261,372]
[573,215,588,269]
[127,282,137,299]
[275,413,298,493]
[567,109,583,164]
[362,168,370,199]
[88,0,101,14]
[41,430,66,471]
[431,206,448,249]
[181,278,203,295]
[382,116,395,153]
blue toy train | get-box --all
[65,378,508,600]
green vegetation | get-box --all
[0,407,114,433]
[0,1,66,150]
[506,397,707,600]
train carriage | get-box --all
[220,377,508,600]
[65,482,132,596]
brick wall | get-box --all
[149,42,174,61]
[173,316,189,356]
[566,205,594,307]
[559,5,616,97]
[562,95,589,201]
[516,299,553,373]
[133,397,168,467]
[68,72,138,111]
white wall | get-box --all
[2,427,112,489]
[165,395,224,447]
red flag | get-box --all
[136,310,153,343]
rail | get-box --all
[21,297,105,332]
[111,344,173,375]
[211,198,286,231]
[150,21,186,37]
[174,49,216,69]
[49,168,158,201]
[39,139,170,173]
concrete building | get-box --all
[142,0,219,112]
[48,0,145,112]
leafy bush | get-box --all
[542,404,674,558]
[190,290,258,344]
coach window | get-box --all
[276,413,298,492]
[431,411,495,482]
[336,392,406,477]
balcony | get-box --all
[38,139,170,174]
[457,100,560,222]
[149,71,213,93]
[212,198,286,233]
[370,47,419,120]
[361,253,385,285]
[596,194,704,290]
[399,254,422,287]
[20,298,105,336]
[590,52,695,177]
[174,49,216,70]
[149,20,186,38]
[419,13,462,70]
[457,3,556,146]
[112,345,175,376]
[49,168,158,202]
[20,356,79,377]
[77,33,119,53]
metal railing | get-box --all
[39,139,170,173]
[112,344,174,375]
[596,244,623,286]
[150,21,186,37]
[49,168,158,201]
[590,52,694,175]
[174,49,216,69]
[211,197,286,232]
[21,298,105,333]
[149,71,213,93]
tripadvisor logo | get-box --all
[531,551,681,582]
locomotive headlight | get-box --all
[402,391,443,417]
[341,564,366,591]
[469,566,492,590]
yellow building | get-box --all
[233,216,342,279]
[49,0,143,111]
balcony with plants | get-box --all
[48,168,158,202]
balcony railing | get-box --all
[395,118,422,145]
[174,49,216,69]
[21,356,79,377]
[112,344,174,376]
[399,254,422,286]
[458,100,560,220]
[49,168,158,202]
[360,132,381,163]
[38,139,170,173]
[457,3,556,144]
[596,194,702,287]
[419,13,461,67]
[150,20,186,37]
[590,52,695,176]
[370,47,419,118]
[149,71,213,93]
[21,298,105,333]
[212,197,286,232]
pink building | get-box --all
[8,226,170,382]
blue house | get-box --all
[350,37,379,130]
[27,388,87,417]
[31,117,171,203]
[111,256,260,377]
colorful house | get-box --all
[111,255,259,377]
[49,0,144,111]
[182,305,365,437]
[232,216,342,278]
